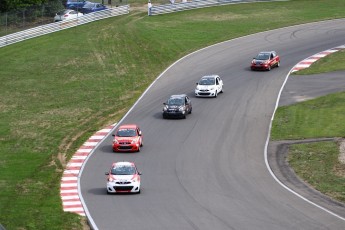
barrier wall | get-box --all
[0,5,130,48]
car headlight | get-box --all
[131,138,138,144]
[113,139,118,144]
[252,60,256,64]
[163,105,168,111]
[108,177,114,182]
[179,106,185,111]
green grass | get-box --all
[1,0,345,229]
[271,92,345,140]
[288,142,345,202]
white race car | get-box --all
[195,75,223,98]
[105,161,141,194]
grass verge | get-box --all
[0,0,345,229]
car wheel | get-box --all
[267,65,271,71]
[137,145,140,152]
[183,114,186,119]
[214,91,218,98]
[277,61,280,67]
[140,140,143,147]
[137,189,141,194]
[163,114,166,119]
[189,108,192,114]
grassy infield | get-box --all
[0,0,344,229]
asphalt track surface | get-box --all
[80,19,345,230]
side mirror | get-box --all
[196,82,199,85]
[163,102,166,105]
[139,131,142,136]
[112,134,115,136]
[138,172,142,175]
[105,172,109,175]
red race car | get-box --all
[251,51,280,71]
[112,124,143,152]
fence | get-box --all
[0,0,128,37]
[0,5,130,48]
[149,0,284,16]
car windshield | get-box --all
[199,78,215,85]
[83,2,95,7]
[57,10,69,15]
[255,53,270,60]
[111,165,136,175]
[117,128,136,137]
[167,98,183,105]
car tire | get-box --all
[189,108,192,114]
[137,146,140,152]
[214,91,218,98]
[267,65,271,71]
[277,61,280,67]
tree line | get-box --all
[0,0,65,12]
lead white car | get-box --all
[105,161,141,194]
[195,75,223,98]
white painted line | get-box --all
[72,156,88,160]
[60,189,78,193]
[83,142,99,146]
[61,195,80,200]
[77,148,92,153]
[89,135,106,140]
[63,201,82,206]
[64,207,84,212]
[67,163,83,167]
[61,177,78,181]
[61,183,78,188]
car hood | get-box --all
[196,85,215,90]
[166,105,183,109]
[253,59,268,64]
[109,174,138,181]
[115,136,137,141]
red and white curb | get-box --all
[291,45,345,73]
[60,123,116,216]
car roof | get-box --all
[259,51,275,54]
[201,75,219,79]
[118,124,138,129]
[169,94,187,99]
[111,161,135,167]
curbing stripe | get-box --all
[291,45,345,73]
[60,123,116,216]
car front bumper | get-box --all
[163,110,186,118]
[113,143,140,152]
[195,89,217,97]
[107,181,140,193]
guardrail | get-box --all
[149,0,283,16]
[0,5,130,48]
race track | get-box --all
[80,19,345,230]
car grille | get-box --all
[199,92,211,95]
[115,181,131,184]
[119,141,131,144]
[199,89,209,92]
[114,186,133,191]
[118,146,133,150]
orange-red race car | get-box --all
[105,161,141,194]
[112,124,143,152]
[251,51,280,71]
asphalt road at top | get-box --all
[81,19,345,230]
